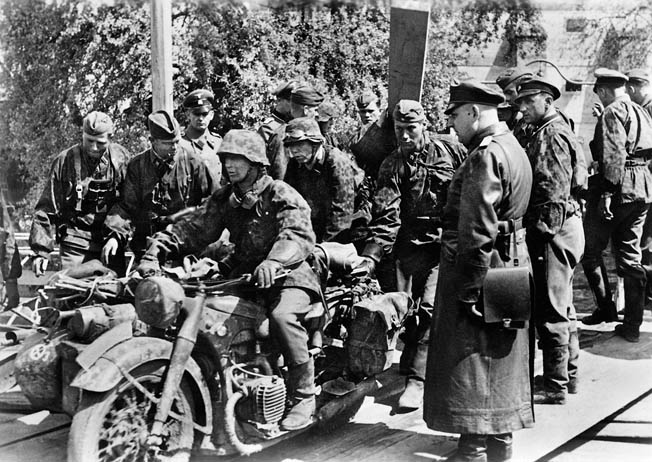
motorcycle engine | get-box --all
[235,375,287,425]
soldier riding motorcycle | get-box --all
[13,130,410,461]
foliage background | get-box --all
[0,0,545,224]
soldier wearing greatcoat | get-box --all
[424,80,534,462]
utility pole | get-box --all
[388,0,431,110]
[151,0,173,113]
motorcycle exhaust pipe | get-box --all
[148,291,206,450]
[316,377,378,424]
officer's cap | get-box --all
[316,102,340,122]
[444,79,505,115]
[495,67,533,90]
[273,80,300,99]
[356,91,380,110]
[515,77,561,102]
[183,89,215,112]
[593,68,628,93]
[393,100,426,123]
[217,129,269,166]
[148,110,181,141]
[626,68,650,85]
[291,85,325,107]
[83,111,114,136]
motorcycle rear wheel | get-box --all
[68,361,196,462]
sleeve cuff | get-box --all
[361,242,383,263]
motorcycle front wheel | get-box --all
[67,361,196,462]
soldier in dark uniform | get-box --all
[1,190,21,309]
[30,111,130,275]
[266,85,323,180]
[181,89,223,188]
[581,69,652,344]
[359,100,456,411]
[316,101,343,149]
[258,80,299,145]
[283,117,359,244]
[515,77,588,404]
[424,79,534,462]
[102,110,212,262]
[138,129,320,431]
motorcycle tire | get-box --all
[67,360,196,462]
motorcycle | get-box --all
[13,243,410,461]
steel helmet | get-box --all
[283,117,325,145]
[217,129,269,166]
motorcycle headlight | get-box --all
[134,277,185,329]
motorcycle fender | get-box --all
[70,336,213,431]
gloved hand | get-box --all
[32,256,49,277]
[356,257,376,278]
[136,255,161,277]
[463,302,483,319]
[253,260,283,289]
[101,237,119,265]
[599,194,613,221]
[592,102,604,118]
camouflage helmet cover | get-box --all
[283,117,325,144]
[217,129,269,166]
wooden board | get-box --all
[388,0,430,111]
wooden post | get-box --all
[388,0,431,111]
[151,0,173,113]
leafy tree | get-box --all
[0,0,545,222]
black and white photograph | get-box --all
[0,0,651,461]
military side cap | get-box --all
[445,79,505,115]
[496,67,533,90]
[356,91,379,109]
[284,117,324,144]
[217,129,269,166]
[83,111,114,136]
[148,110,181,140]
[515,76,561,101]
[393,100,426,123]
[626,68,650,84]
[183,89,215,111]
[291,85,325,107]
[273,80,300,99]
[593,68,628,92]
[316,102,340,122]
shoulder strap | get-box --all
[73,146,84,212]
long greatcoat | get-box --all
[423,122,535,435]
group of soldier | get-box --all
[0,62,649,462]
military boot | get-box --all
[446,434,487,462]
[533,346,568,405]
[567,329,579,394]
[618,276,645,343]
[486,433,512,462]
[582,264,618,325]
[397,342,428,411]
[280,359,315,431]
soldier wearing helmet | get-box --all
[139,129,320,431]
[103,110,212,261]
[283,117,362,244]
[264,84,325,180]
[29,111,131,276]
